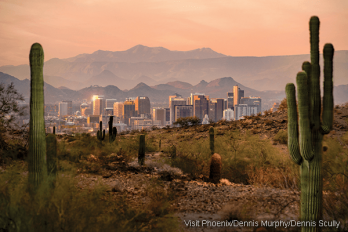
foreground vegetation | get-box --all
[1,114,348,231]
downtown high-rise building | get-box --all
[240,97,262,114]
[123,99,136,126]
[92,95,105,115]
[113,102,124,120]
[153,108,166,126]
[174,105,193,122]
[233,86,245,107]
[58,102,68,118]
[169,94,186,124]
[62,100,73,115]
[134,96,150,117]
[209,98,224,122]
[188,93,209,121]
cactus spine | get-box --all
[209,153,221,184]
[28,43,47,191]
[138,134,145,165]
[108,116,117,143]
[285,16,334,232]
[97,121,105,143]
[209,127,214,155]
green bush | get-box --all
[273,129,288,145]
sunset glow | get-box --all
[0,0,347,66]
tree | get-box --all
[0,82,28,152]
[0,82,27,130]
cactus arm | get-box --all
[102,129,105,140]
[321,43,334,134]
[302,61,312,127]
[28,43,47,189]
[310,16,321,130]
[297,72,314,161]
[285,83,302,165]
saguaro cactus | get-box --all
[28,43,47,191]
[209,127,214,155]
[209,153,222,184]
[53,126,55,135]
[46,133,58,188]
[286,16,334,232]
[109,116,117,143]
[97,121,105,143]
[138,134,145,165]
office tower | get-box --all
[240,97,262,114]
[224,99,228,110]
[209,98,224,122]
[58,102,68,118]
[227,92,234,109]
[135,96,150,117]
[232,86,244,107]
[123,100,136,126]
[153,108,166,126]
[164,108,170,125]
[234,104,258,120]
[62,100,73,115]
[113,102,124,119]
[223,109,234,121]
[169,94,186,124]
[190,93,209,121]
[92,95,105,115]
[174,105,193,122]
[105,99,117,115]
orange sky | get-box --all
[0,0,347,66]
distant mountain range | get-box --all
[1,72,347,111]
[1,45,347,91]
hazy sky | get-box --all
[0,0,347,66]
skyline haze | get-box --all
[0,0,347,66]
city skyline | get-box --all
[0,0,347,66]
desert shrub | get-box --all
[341,131,348,145]
[273,129,288,145]
[278,98,287,111]
[0,163,180,232]
[169,140,210,179]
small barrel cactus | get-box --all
[138,134,145,165]
[209,153,222,184]
[209,127,214,155]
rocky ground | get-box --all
[1,103,348,231]
[74,152,301,232]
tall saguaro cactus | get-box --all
[97,121,105,143]
[209,127,214,155]
[138,134,145,165]
[28,43,47,191]
[109,116,117,143]
[286,16,334,232]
